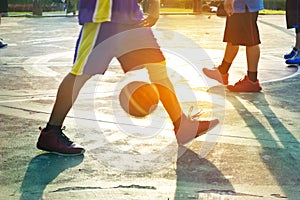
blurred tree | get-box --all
[32,0,42,16]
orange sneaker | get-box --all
[174,115,219,144]
[227,76,262,92]
[202,67,229,85]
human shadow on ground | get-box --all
[174,146,233,200]
[226,92,300,199]
[20,153,84,200]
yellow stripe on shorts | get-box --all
[71,23,101,75]
[93,0,113,23]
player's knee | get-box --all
[145,62,174,90]
[145,62,168,82]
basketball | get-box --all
[119,81,160,118]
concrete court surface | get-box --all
[0,14,300,200]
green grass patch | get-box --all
[8,11,68,17]
[259,9,285,15]
[8,8,285,17]
[160,8,193,13]
[7,12,32,16]
[160,8,285,15]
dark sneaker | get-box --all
[202,67,229,85]
[1,13,8,17]
[37,127,85,156]
[285,50,300,64]
[284,47,298,60]
[174,115,219,144]
[0,41,7,49]
[227,76,262,92]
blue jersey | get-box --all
[234,0,264,13]
[78,0,144,25]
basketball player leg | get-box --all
[49,22,101,126]
[37,23,103,155]
[145,62,219,144]
[48,73,92,126]
[119,52,219,144]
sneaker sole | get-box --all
[37,144,85,156]
[50,150,85,156]
[227,85,262,92]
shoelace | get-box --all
[57,126,73,145]
[188,106,203,120]
[235,77,247,86]
[39,126,73,145]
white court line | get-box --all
[23,51,73,77]
[261,66,300,83]
[3,48,300,104]
[1,66,299,104]
[0,96,54,104]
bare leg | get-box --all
[227,44,262,92]
[223,42,239,64]
[202,42,239,84]
[145,63,182,124]
[246,45,260,73]
[154,83,183,123]
[145,63,219,144]
[48,73,91,126]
